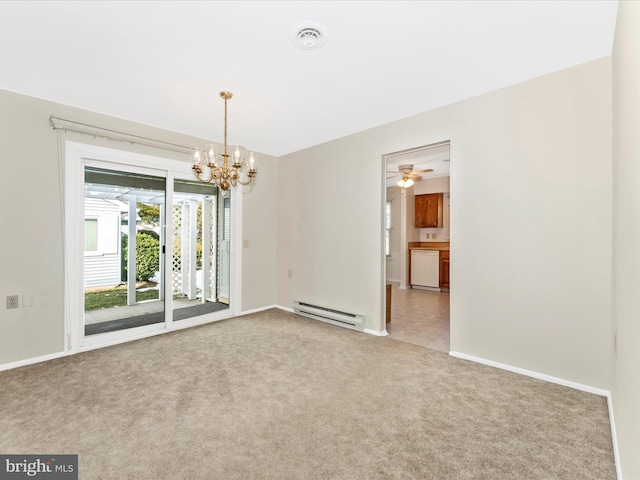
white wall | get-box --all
[413,176,450,196]
[241,153,277,312]
[612,1,640,477]
[450,58,611,390]
[277,57,612,390]
[0,88,277,366]
[276,131,384,323]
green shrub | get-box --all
[123,232,160,282]
[138,204,160,225]
[138,229,159,240]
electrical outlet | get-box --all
[6,295,19,309]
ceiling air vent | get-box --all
[292,21,327,50]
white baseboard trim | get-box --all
[364,328,388,337]
[448,351,609,397]
[607,394,623,480]
[241,304,279,316]
[0,350,70,372]
[386,278,400,283]
[275,304,295,314]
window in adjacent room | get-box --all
[84,219,98,252]
[385,200,392,256]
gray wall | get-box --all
[0,88,277,365]
[612,1,640,477]
[277,57,612,390]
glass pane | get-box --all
[84,219,98,251]
[218,196,231,304]
[385,201,391,229]
[83,167,166,336]
[386,229,390,256]
[172,179,229,321]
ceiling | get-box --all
[385,142,450,187]
[0,1,618,158]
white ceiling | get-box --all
[0,1,618,158]
[385,142,450,187]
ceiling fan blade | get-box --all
[412,168,434,174]
[408,174,423,181]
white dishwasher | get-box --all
[411,250,440,288]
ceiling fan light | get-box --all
[397,178,414,188]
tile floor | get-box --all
[386,282,450,353]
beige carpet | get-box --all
[0,309,616,479]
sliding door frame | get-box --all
[64,141,243,353]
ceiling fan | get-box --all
[387,164,433,188]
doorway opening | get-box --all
[383,141,451,352]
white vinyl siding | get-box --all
[84,254,121,288]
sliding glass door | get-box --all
[79,161,233,345]
[218,195,231,304]
[171,179,228,321]
[66,142,238,351]
[83,167,166,336]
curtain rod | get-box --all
[49,115,193,155]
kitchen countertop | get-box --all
[408,242,450,251]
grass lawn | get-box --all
[85,282,159,311]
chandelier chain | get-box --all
[223,95,228,158]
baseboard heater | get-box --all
[293,301,365,331]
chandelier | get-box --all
[192,91,257,191]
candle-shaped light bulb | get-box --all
[234,146,241,163]
[248,152,255,170]
[192,148,202,166]
[205,144,217,166]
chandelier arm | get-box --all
[192,166,214,184]
[236,178,255,186]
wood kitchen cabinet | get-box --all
[415,193,443,228]
[439,250,450,289]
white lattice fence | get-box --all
[172,204,183,295]
[207,197,216,298]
